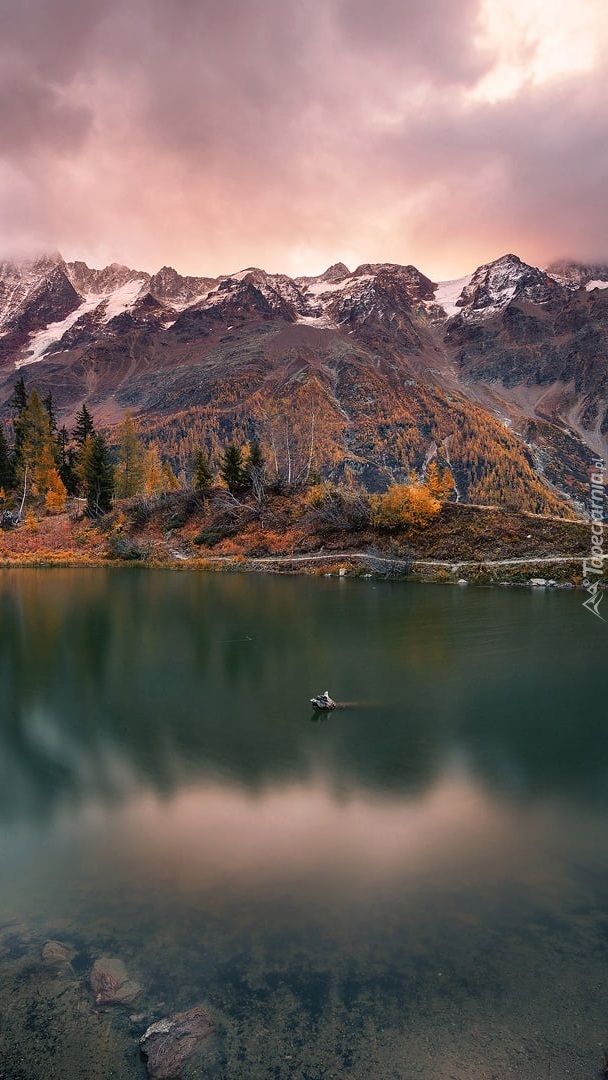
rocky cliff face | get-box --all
[0,250,606,512]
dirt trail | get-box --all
[198,551,604,573]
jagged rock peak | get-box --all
[456,253,562,318]
[148,265,216,307]
[66,260,149,296]
[320,262,351,283]
[353,261,422,275]
[350,262,437,303]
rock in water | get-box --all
[139,1006,216,1079]
[90,957,143,1006]
[42,940,75,966]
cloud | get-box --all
[0,0,606,278]
[331,0,490,86]
[0,59,90,156]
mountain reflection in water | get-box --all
[0,567,606,820]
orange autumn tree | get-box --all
[44,469,68,514]
[372,482,441,529]
[18,394,67,513]
[36,443,67,513]
[425,460,454,502]
[143,443,165,494]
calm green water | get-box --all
[0,569,607,1079]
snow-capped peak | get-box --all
[452,254,562,320]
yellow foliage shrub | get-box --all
[372,483,441,529]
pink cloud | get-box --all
[0,0,606,279]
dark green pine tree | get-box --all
[57,425,78,495]
[192,448,214,493]
[0,426,15,491]
[219,443,245,495]
[73,403,95,446]
[9,375,28,458]
[43,392,58,434]
[83,434,115,517]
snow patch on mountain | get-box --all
[295,313,339,329]
[303,274,375,300]
[102,278,148,321]
[15,277,148,368]
[304,278,353,297]
[586,279,608,291]
[432,275,473,316]
[165,293,209,311]
[17,294,102,368]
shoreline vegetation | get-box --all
[0,488,602,588]
[1,377,604,588]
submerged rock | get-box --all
[139,1005,216,1079]
[0,924,33,960]
[42,940,76,966]
[90,956,143,1006]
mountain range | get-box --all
[1,250,607,514]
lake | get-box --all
[0,568,607,1079]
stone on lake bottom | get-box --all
[139,1005,216,1079]
[42,940,76,966]
[90,956,143,1006]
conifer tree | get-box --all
[44,471,67,514]
[57,426,78,495]
[219,443,245,495]
[0,426,15,491]
[9,374,28,412]
[161,461,180,491]
[73,403,95,446]
[115,413,145,497]
[143,444,165,494]
[9,375,28,459]
[192,448,214,493]
[82,434,115,516]
[426,460,454,502]
[19,389,53,487]
[34,442,61,496]
[43,392,58,434]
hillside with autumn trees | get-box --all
[0,376,590,581]
[0,375,457,527]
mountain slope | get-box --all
[0,250,606,514]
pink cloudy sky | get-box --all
[1,0,607,280]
